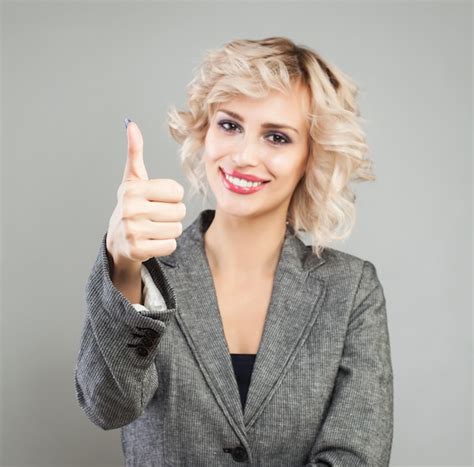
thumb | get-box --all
[122,118,149,182]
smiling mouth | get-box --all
[218,167,271,194]
[219,167,271,184]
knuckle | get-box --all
[122,180,139,198]
[120,180,132,195]
[168,238,177,253]
[176,183,185,199]
[166,179,184,199]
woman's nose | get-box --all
[231,138,261,166]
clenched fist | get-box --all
[106,120,186,268]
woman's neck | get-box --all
[203,208,287,278]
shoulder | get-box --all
[307,244,370,270]
[304,244,381,290]
[302,245,386,319]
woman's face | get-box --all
[203,80,311,220]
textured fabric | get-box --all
[74,208,394,466]
[133,277,257,412]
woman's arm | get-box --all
[305,260,394,466]
[74,231,176,430]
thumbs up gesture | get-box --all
[106,120,186,267]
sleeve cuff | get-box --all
[141,263,167,311]
[131,264,169,313]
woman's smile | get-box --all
[218,166,270,195]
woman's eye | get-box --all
[217,120,290,146]
[218,120,240,133]
[267,134,289,145]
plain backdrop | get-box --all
[1,1,472,466]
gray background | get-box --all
[1,1,472,466]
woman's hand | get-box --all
[106,120,186,268]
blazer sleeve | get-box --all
[305,260,394,467]
[74,231,177,430]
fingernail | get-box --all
[124,117,132,129]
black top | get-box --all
[230,353,256,410]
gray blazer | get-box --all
[75,209,394,466]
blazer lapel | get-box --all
[154,209,328,436]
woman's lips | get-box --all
[219,167,270,195]
[221,167,270,183]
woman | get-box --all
[75,37,394,466]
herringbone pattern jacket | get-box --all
[74,209,394,466]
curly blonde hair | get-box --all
[166,36,375,258]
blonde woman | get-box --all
[75,37,394,466]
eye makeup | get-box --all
[217,119,292,146]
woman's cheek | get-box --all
[204,133,232,161]
[203,137,222,162]
[267,155,292,176]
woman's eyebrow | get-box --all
[217,108,299,135]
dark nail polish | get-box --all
[124,117,133,129]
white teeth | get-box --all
[224,172,263,188]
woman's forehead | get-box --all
[211,82,310,125]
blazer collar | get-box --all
[156,209,328,438]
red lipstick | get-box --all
[219,167,270,195]
[220,167,270,183]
